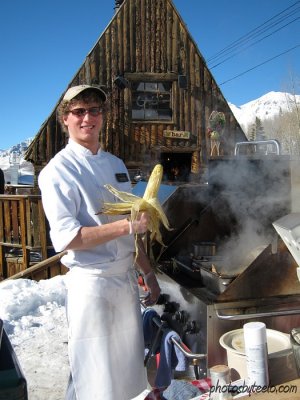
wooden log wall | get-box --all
[25,0,246,177]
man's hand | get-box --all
[142,271,161,306]
[128,212,150,235]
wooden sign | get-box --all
[163,130,190,139]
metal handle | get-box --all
[144,318,165,367]
[152,314,206,360]
[170,336,207,360]
[234,139,281,156]
[141,303,206,360]
[216,307,300,320]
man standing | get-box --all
[38,84,160,400]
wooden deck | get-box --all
[0,194,67,281]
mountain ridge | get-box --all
[228,91,300,133]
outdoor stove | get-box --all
[144,150,300,383]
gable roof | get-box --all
[25,0,246,170]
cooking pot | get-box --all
[193,242,216,257]
[219,328,296,385]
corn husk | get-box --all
[100,164,171,245]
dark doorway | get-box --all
[160,152,192,182]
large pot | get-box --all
[174,256,236,293]
[193,242,216,257]
[219,328,296,385]
[199,266,235,294]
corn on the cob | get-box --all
[99,164,171,245]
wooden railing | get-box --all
[6,251,68,281]
[0,194,55,280]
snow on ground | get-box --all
[0,276,69,399]
[0,276,151,400]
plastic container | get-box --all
[209,364,232,399]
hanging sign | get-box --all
[163,130,190,139]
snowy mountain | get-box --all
[229,91,300,133]
[0,138,33,157]
[0,138,34,184]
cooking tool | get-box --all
[199,266,236,295]
[173,256,202,281]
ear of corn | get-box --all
[99,164,171,246]
[142,164,163,201]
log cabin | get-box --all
[1,0,248,280]
[24,0,246,183]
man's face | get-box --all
[63,100,104,150]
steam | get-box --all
[206,157,290,274]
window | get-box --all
[132,82,172,121]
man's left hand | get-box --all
[142,271,161,306]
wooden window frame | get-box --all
[124,73,177,124]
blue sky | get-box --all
[0,0,299,150]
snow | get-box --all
[0,276,69,399]
[0,276,151,400]
[229,91,300,132]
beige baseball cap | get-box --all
[63,84,107,102]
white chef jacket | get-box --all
[38,139,135,268]
[38,139,147,399]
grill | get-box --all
[142,150,300,384]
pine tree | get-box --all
[248,123,256,141]
[255,117,266,141]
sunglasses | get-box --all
[68,107,103,117]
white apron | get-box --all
[65,255,147,400]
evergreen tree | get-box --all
[248,123,256,141]
[255,117,266,141]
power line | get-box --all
[219,44,300,86]
[207,1,300,66]
[207,1,300,63]
[210,16,300,69]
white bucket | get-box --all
[219,328,296,385]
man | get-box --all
[38,84,160,400]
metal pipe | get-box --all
[216,307,300,320]
[234,139,281,156]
